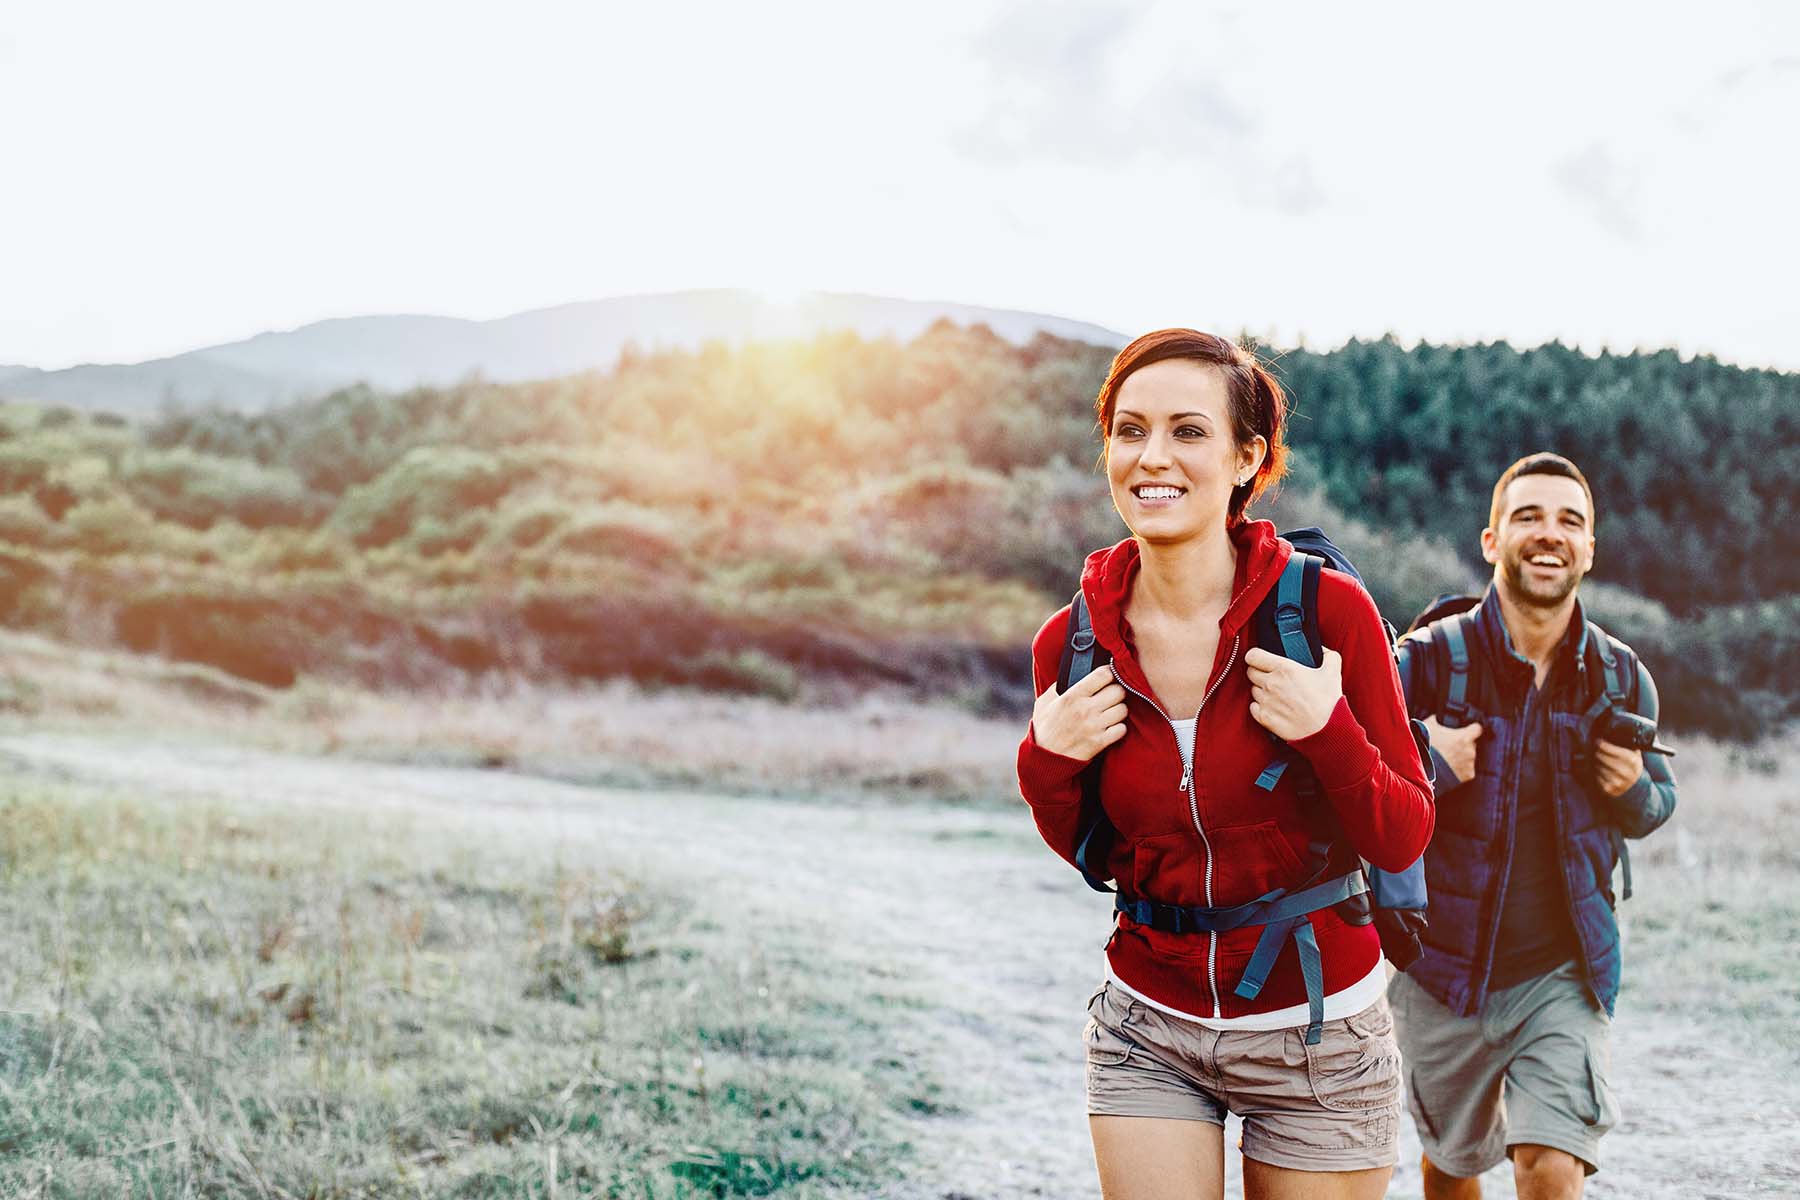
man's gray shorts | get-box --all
[1389,961,1619,1177]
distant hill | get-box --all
[0,290,1126,416]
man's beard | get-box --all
[1502,551,1580,608]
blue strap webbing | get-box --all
[1440,612,1474,724]
[1116,869,1367,1045]
[1274,554,1315,668]
[1585,619,1636,903]
[1116,869,1365,936]
[1254,554,1316,790]
[1074,817,1116,896]
[1066,592,1096,685]
[1294,918,1325,1044]
[1064,592,1118,895]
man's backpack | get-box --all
[1404,592,1642,899]
[1056,528,1432,1041]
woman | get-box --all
[1018,330,1434,1199]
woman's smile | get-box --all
[1131,482,1187,509]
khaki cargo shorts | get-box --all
[1083,980,1401,1172]
[1388,961,1619,1177]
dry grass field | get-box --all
[0,631,1795,1198]
[0,776,937,1198]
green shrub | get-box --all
[60,495,159,557]
[120,445,324,529]
[0,495,58,549]
[330,446,513,549]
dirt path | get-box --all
[2,731,1791,1199]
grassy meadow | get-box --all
[0,771,935,1198]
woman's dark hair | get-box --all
[1095,329,1290,526]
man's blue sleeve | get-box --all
[1611,660,1679,839]
[1396,634,1458,800]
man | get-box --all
[1391,452,1680,1199]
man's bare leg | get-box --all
[1422,1154,1482,1200]
[1511,1143,1584,1200]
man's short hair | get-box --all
[1488,452,1595,531]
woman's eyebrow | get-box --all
[1113,410,1210,421]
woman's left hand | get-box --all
[1244,646,1343,742]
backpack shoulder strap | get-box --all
[1433,609,1480,725]
[1058,588,1118,894]
[1583,618,1634,707]
[1271,552,1320,668]
[1252,553,1323,795]
[1580,617,1641,902]
[1057,589,1098,693]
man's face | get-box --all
[1481,473,1596,609]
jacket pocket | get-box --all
[1127,830,1204,906]
[1203,820,1308,905]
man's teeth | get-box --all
[1528,554,1565,566]
[1136,487,1183,500]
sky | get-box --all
[2,0,1798,370]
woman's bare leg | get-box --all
[1090,1115,1226,1200]
[1243,1158,1393,1200]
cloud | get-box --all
[1568,53,1800,243]
[1550,144,1647,242]
[955,0,1327,215]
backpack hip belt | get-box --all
[1116,867,1369,1045]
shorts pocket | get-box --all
[1302,1019,1401,1113]
[1581,1046,1620,1133]
[1344,998,1395,1041]
[1407,1067,1441,1141]
[1083,983,1138,1068]
[1084,1016,1133,1067]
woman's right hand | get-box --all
[1030,664,1129,761]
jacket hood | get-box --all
[1079,519,1292,693]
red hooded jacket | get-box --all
[1017,521,1435,1019]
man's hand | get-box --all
[1030,664,1128,762]
[1244,646,1343,742]
[1422,714,1484,786]
[1592,739,1647,798]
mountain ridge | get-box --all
[0,290,1127,415]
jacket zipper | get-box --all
[1111,633,1241,1016]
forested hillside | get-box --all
[1272,338,1796,610]
[0,322,1791,738]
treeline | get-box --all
[1271,338,1798,612]
[0,322,1791,738]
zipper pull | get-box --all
[1179,761,1193,795]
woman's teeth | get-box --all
[1135,486,1183,500]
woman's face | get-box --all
[1105,360,1265,546]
